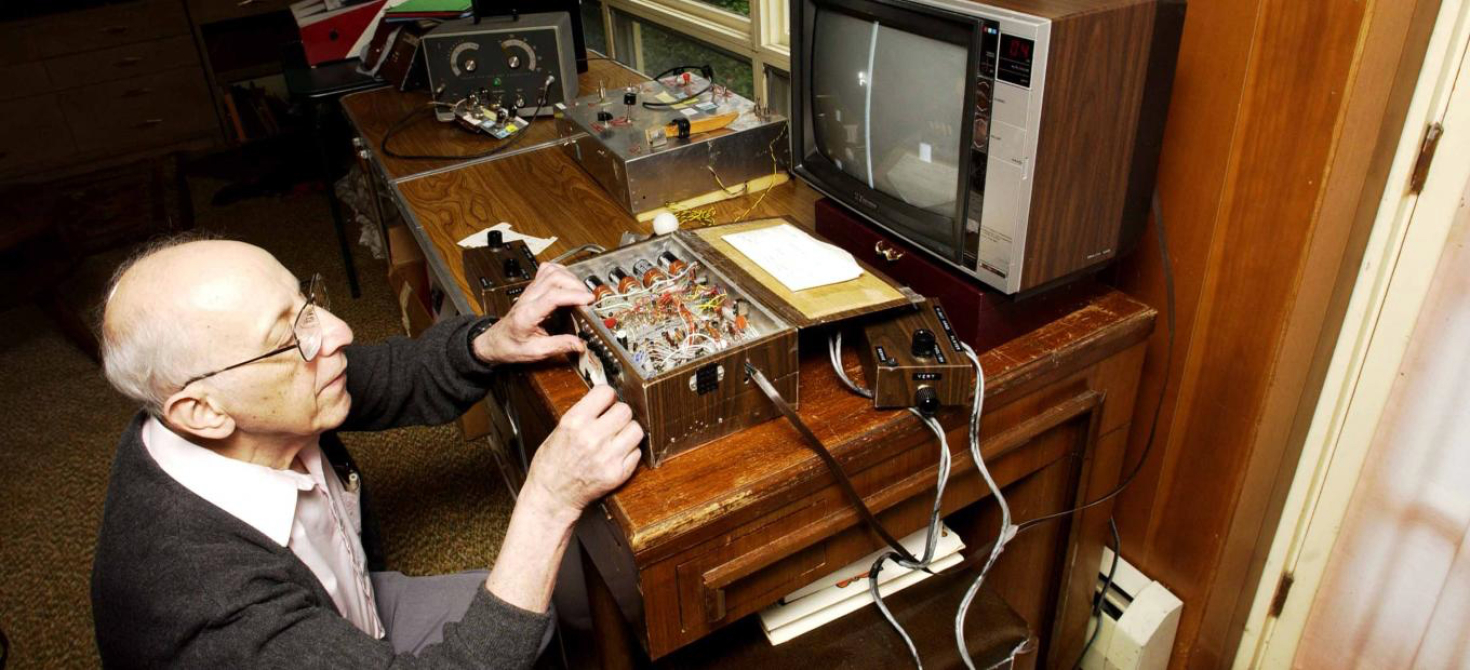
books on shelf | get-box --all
[757,522,967,646]
[220,84,286,144]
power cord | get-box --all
[1074,518,1121,669]
[379,77,556,161]
[1014,189,1176,534]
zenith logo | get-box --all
[853,193,878,210]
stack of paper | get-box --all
[722,223,863,292]
[758,523,966,645]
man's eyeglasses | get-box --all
[181,274,331,388]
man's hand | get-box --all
[472,262,593,365]
[523,386,643,521]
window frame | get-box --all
[591,0,791,107]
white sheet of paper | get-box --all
[457,222,557,256]
[759,552,966,645]
[722,223,863,292]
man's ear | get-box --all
[161,388,236,442]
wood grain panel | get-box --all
[343,59,648,182]
[1105,0,1434,666]
[1021,0,1156,289]
[537,290,1151,563]
[394,150,822,317]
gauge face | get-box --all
[499,38,538,72]
[450,41,480,77]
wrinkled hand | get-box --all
[473,262,592,365]
[524,386,644,517]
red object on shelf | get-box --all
[815,198,1102,352]
[295,0,388,66]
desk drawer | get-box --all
[45,35,200,91]
[27,0,189,60]
[0,96,77,173]
[0,63,52,102]
[58,68,215,155]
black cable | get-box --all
[745,361,921,565]
[1015,190,1176,534]
[1075,517,1120,669]
[642,64,715,109]
[379,78,555,161]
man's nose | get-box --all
[317,308,354,356]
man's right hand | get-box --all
[523,385,643,519]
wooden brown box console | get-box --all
[857,298,975,411]
[461,239,538,318]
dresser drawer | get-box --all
[28,0,189,60]
[59,68,215,155]
[0,96,77,173]
[45,35,200,90]
[0,62,52,101]
[189,0,295,26]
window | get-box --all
[691,0,749,17]
[764,65,790,116]
[581,0,609,56]
[613,10,754,99]
[591,0,790,107]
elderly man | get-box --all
[91,238,642,668]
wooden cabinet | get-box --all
[0,0,218,182]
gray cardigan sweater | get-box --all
[91,316,549,669]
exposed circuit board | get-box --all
[582,250,761,377]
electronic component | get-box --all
[554,74,789,215]
[461,231,540,318]
[566,232,799,467]
[856,298,974,415]
[423,12,578,116]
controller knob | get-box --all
[486,230,504,248]
[915,386,939,417]
[912,328,937,358]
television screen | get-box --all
[809,5,969,231]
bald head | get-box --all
[101,239,299,414]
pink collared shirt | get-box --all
[141,418,386,639]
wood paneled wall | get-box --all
[1104,0,1443,666]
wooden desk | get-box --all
[346,67,1154,668]
[341,59,647,184]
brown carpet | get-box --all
[0,174,512,669]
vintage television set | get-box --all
[791,0,1184,295]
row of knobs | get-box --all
[463,54,522,72]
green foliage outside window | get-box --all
[636,17,754,99]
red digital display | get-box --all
[997,35,1035,88]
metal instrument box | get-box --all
[554,77,790,215]
[422,12,578,114]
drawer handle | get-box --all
[137,118,164,129]
[122,87,154,98]
[875,240,904,262]
[237,0,258,6]
[101,25,129,35]
[115,56,144,67]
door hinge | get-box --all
[1268,572,1295,618]
[1410,123,1443,195]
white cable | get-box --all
[828,331,1012,669]
[955,342,1016,670]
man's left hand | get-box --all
[473,263,593,365]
